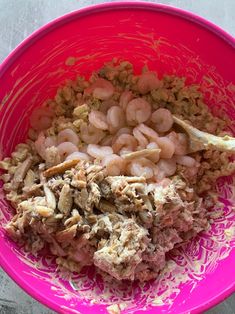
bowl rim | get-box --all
[0,1,234,76]
[0,2,234,314]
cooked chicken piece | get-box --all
[86,164,106,183]
[64,209,82,227]
[44,146,61,168]
[58,184,73,215]
[90,213,117,238]
[24,169,36,187]
[22,183,43,199]
[86,182,101,211]
[43,184,56,210]
[55,224,77,242]
[35,205,54,218]
[43,159,80,178]
[94,219,149,281]
[101,176,148,212]
[97,199,117,213]
[70,168,87,188]
[12,157,33,190]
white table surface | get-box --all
[0,1,234,313]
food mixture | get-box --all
[0,60,234,282]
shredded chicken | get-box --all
[2,161,211,281]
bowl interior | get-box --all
[0,3,235,314]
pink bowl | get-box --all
[0,2,235,313]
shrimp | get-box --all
[158,178,171,188]
[111,127,132,146]
[175,155,196,167]
[137,123,159,141]
[107,106,126,130]
[80,122,105,144]
[126,98,151,126]
[87,144,113,159]
[100,135,114,146]
[167,131,188,155]
[102,154,126,176]
[89,110,108,130]
[127,158,157,179]
[155,137,175,159]
[35,132,46,159]
[57,128,79,146]
[57,142,78,161]
[156,158,177,179]
[133,124,158,149]
[119,90,133,110]
[35,133,58,159]
[85,78,114,100]
[112,134,138,154]
[44,136,57,148]
[115,127,132,137]
[66,151,90,162]
[137,71,160,94]
[151,108,173,133]
[133,126,148,148]
[99,99,118,114]
[30,107,53,131]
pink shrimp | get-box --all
[87,144,113,159]
[151,108,173,133]
[119,90,133,110]
[89,110,109,130]
[107,106,126,130]
[44,136,57,148]
[57,142,78,161]
[85,78,114,100]
[112,134,138,154]
[57,128,79,146]
[156,158,177,179]
[133,126,148,148]
[133,124,158,149]
[102,154,126,176]
[111,127,132,146]
[80,123,105,144]
[30,107,54,131]
[126,98,152,126]
[137,123,159,141]
[167,131,188,155]
[155,137,175,159]
[127,158,157,179]
[100,135,114,146]
[99,99,118,114]
[35,132,46,159]
[175,155,196,167]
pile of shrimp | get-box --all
[37,107,193,181]
[29,62,207,184]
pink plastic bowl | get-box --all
[0,2,235,314]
